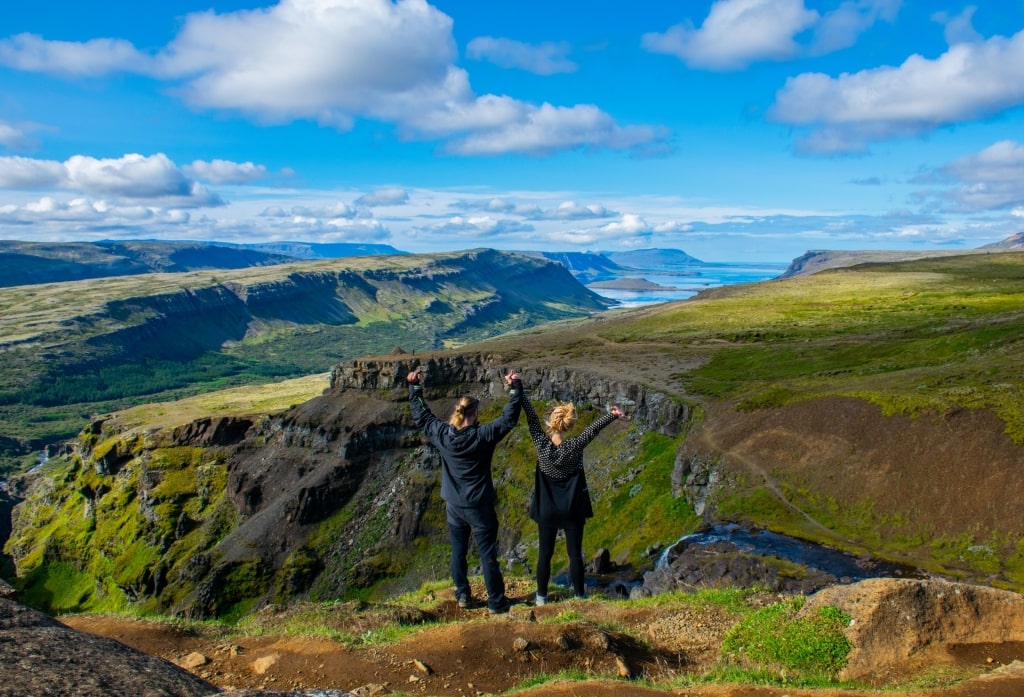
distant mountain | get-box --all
[0,240,297,288]
[781,234,1024,278]
[980,232,1024,250]
[0,239,409,288]
[522,250,624,283]
[520,248,706,283]
[602,248,703,268]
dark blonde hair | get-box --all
[449,396,479,429]
[546,403,576,437]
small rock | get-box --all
[512,637,531,652]
[412,659,432,675]
[178,652,209,670]
[250,653,280,675]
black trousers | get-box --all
[536,522,585,597]
[446,503,506,611]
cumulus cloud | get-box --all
[642,0,818,70]
[440,103,664,156]
[0,0,661,157]
[417,214,533,238]
[0,195,193,228]
[466,36,577,75]
[450,197,542,216]
[0,33,151,76]
[770,29,1024,154]
[912,140,1024,213]
[0,153,223,206]
[528,200,618,221]
[355,187,409,207]
[643,0,899,70]
[184,159,269,184]
[260,201,358,219]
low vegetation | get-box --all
[6,250,1024,620]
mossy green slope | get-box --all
[6,251,1024,616]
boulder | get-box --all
[802,577,1024,683]
[0,597,217,697]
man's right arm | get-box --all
[409,383,434,430]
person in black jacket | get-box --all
[407,366,523,614]
[522,395,626,605]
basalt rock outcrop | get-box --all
[190,352,690,617]
[9,347,686,619]
[0,596,219,697]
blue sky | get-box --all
[1,1,1023,262]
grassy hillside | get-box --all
[0,249,609,474]
[6,250,1024,619]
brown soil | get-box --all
[63,578,1024,697]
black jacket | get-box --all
[523,397,618,526]
[409,380,523,508]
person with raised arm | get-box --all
[407,366,524,615]
[522,393,627,605]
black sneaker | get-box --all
[488,596,513,615]
[456,593,473,609]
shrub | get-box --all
[721,597,852,681]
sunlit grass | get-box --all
[109,372,329,431]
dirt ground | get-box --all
[62,578,1024,697]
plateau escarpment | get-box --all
[0,249,610,472]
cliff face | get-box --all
[5,350,686,618]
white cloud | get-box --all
[0,0,662,157]
[770,29,1024,154]
[0,195,192,227]
[0,120,38,150]
[642,0,818,70]
[440,103,663,156]
[184,159,269,184]
[261,201,358,219]
[0,156,66,189]
[355,187,409,207]
[913,140,1024,213]
[529,201,617,220]
[466,36,577,75]
[810,0,901,55]
[643,0,900,70]
[0,153,223,206]
[932,6,983,46]
[0,33,151,76]
[417,214,533,238]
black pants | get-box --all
[446,503,506,611]
[536,522,585,597]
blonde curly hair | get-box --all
[545,402,577,437]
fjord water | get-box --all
[591,261,789,306]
